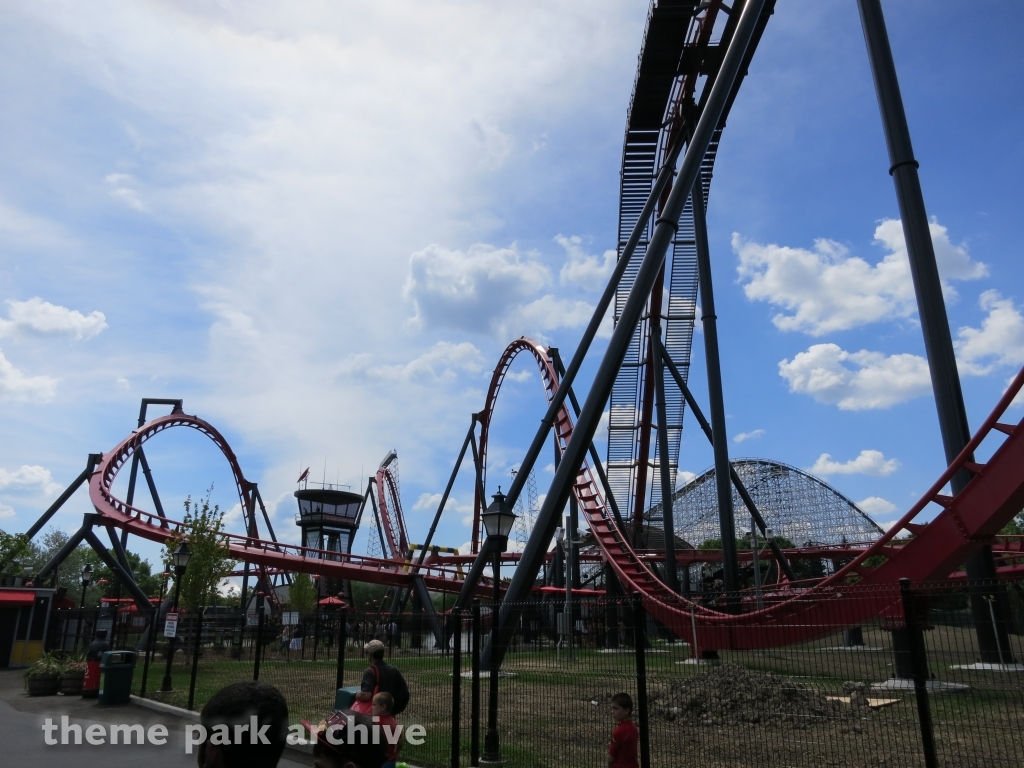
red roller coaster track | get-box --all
[476,338,1024,648]
[77,340,1024,648]
[86,408,490,598]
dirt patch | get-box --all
[648,662,869,727]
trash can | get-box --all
[334,685,361,711]
[98,651,137,705]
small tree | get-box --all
[163,492,235,612]
[288,572,317,615]
[0,529,31,574]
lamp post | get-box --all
[140,572,170,697]
[161,543,192,692]
[747,530,763,611]
[74,564,93,653]
[481,490,516,767]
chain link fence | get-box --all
[44,579,1024,767]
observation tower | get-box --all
[294,470,365,601]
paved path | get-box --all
[0,670,309,768]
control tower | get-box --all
[294,470,365,601]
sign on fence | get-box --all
[164,613,178,638]
[246,613,260,627]
[282,611,299,625]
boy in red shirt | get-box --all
[608,692,639,768]
[372,691,403,768]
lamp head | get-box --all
[482,488,517,550]
[81,563,93,586]
[172,542,192,574]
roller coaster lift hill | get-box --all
[12,0,1024,672]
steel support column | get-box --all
[692,184,739,596]
[858,0,1013,662]
[488,0,769,667]
[652,324,680,593]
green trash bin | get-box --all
[99,651,137,705]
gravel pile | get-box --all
[648,663,866,727]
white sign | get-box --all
[246,613,260,627]
[282,611,299,626]
[164,613,178,638]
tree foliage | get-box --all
[162,492,235,611]
[288,572,317,615]
[0,529,31,573]
[2,525,163,605]
[1000,511,1024,536]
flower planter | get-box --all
[27,673,60,696]
[59,671,86,696]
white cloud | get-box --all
[779,343,931,410]
[403,242,595,340]
[0,298,107,340]
[0,502,14,519]
[734,218,987,336]
[856,496,898,516]
[501,294,594,339]
[505,369,533,383]
[1010,375,1024,409]
[677,470,696,488]
[955,290,1024,375]
[222,502,244,526]
[0,348,57,402]
[345,342,485,383]
[733,429,764,444]
[0,465,63,496]
[413,493,443,511]
[413,492,473,527]
[404,243,550,333]
[809,450,899,477]
[556,234,615,290]
[874,218,988,286]
[0,0,653,538]
[104,172,147,211]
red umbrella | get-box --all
[318,596,347,607]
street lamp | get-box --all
[481,489,516,767]
[74,564,94,652]
[161,543,192,692]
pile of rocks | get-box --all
[648,662,863,726]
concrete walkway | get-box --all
[0,670,309,768]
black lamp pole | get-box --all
[481,491,515,767]
[74,564,93,653]
[161,543,191,693]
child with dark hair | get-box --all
[608,692,638,768]
[198,681,289,768]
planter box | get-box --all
[27,673,60,696]
[60,671,86,696]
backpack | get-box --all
[383,662,410,715]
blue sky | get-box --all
[1,1,1022,576]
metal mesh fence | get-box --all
[47,579,1024,767]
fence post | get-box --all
[139,607,157,697]
[451,607,462,768]
[899,578,938,768]
[253,592,265,682]
[632,594,651,768]
[471,599,481,767]
[337,607,348,690]
[188,607,204,711]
